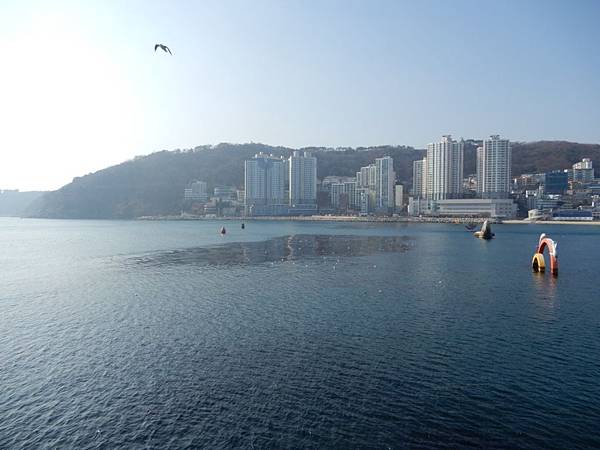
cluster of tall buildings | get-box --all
[324,156,397,215]
[183,137,598,221]
[244,151,317,216]
[243,152,398,216]
[410,135,516,218]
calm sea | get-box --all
[1,218,599,449]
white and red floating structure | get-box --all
[532,233,558,276]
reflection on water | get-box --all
[131,234,414,267]
[532,271,558,310]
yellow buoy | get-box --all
[532,253,546,273]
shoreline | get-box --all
[136,215,600,226]
[502,219,600,226]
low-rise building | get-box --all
[213,186,237,200]
[435,198,517,218]
[572,158,594,185]
[552,209,593,221]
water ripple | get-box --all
[128,234,414,267]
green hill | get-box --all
[24,143,420,219]
[511,141,600,174]
[24,141,600,219]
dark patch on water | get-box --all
[130,234,414,267]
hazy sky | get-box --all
[1,0,599,190]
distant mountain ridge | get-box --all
[0,190,46,217]
[25,141,600,219]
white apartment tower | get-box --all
[476,135,511,198]
[375,156,395,210]
[412,158,428,198]
[244,153,285,213]
[426,135,464,200]
[289,151,317,205]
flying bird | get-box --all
[154,44,172,55]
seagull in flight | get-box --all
[154,44,172,55]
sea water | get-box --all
[1,218,599,448]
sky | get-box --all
[1,0,599,191]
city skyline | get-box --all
[2,0,600,190]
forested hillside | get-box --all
[25,141,600,219]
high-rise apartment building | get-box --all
[375,156,395,210]
[244,153,286,215]
[354,157,395,213]
[425,135,463,200]
[358,167,368,187]
[395,184,404,211]
[476,135,511,198]
[289,151,317,206]
[369,165,377,191]
[412,158,427,198]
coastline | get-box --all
[502,219,600,226]
[137,215,600,225]
[138,215,490,224]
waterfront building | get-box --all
[572,158,594,185]
[236,189,245,203]
[525,190,538,210]
[407,197,420,216]
[425,135,464,200]
[244,153,286,215]
[514,173,544,191]
[330,182,345,209]
[435,198,517,218]
[407,197,431,216]
[344,181,359,210]
[184,180,209,201]
[357,187,371,216]
[543,170,569,194]
[552,209,593,221]
[375,156,395,211]
[330,181,360,211]
[476,135,511,198]
[395,184,404,212]
[536,195,563,210]
[412,159,424,197]
[213,186,237,200]
[355,157,395,213]
[289,151,317,206]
